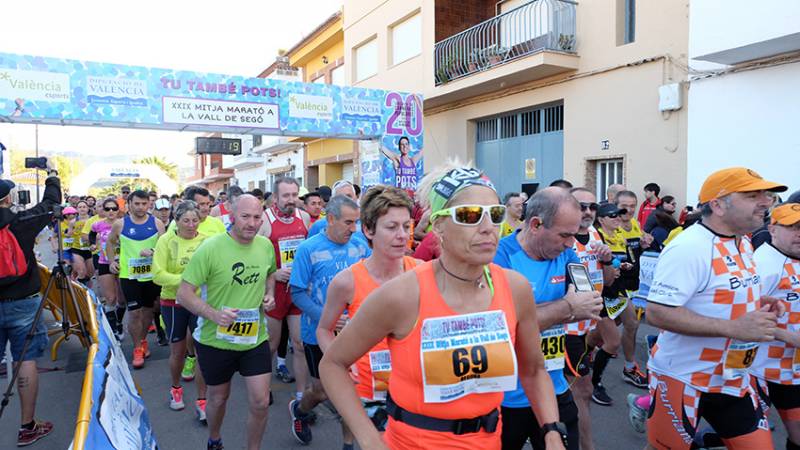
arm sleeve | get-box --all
[152,235,181,289]
[647,236,707,307]
[288,244,322,319]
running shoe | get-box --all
[132,347,145,369]
[196,399,207,424]
[182,355,197,381]
[623,364,648,388]
[276,364,295,383]
[141,339,151,359]
[169,386,185,410]
[591,383,613,406]
[207,438,224,450]
[17,420,53,447]
[626,393,646,433]
[289,399,312,444]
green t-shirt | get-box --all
[168,215,226,237]
[182,233,276,350]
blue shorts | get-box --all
[0,295,48,362]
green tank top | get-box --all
[119,215,160,281]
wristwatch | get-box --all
[541,421,568,446]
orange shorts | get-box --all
[647,372,772,450]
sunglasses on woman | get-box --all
[104,207,119,212]
[430,204,506,226]
[602,213,619,219]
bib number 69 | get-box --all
[452,345,488,377]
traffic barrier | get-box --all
[37,263,96,360]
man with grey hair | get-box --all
[287,195,369,446]
[306,180,360,238]
[606,184,626,203]
[494,187,603,450]
[211,185,245,229]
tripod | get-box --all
[0,206,91,420]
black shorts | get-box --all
[72,248,93,260]
[119,278,160,311]
[304,342,324,379]
[92,253,100,267]
[755,378,800,418]
[195,339,272,386]
[564,334,591,377]
[161,303,197,343]
[98,263,111,276]
[501,390,579,450]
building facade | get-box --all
[687,0,800,200]
[345,0,690,203]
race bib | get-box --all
[369,350,391,401]
[420,310,517,403]
[589,270,603,292]
[540,326,566,371]
[278,238,303,267]
[604,296,628,320]
[723,341,758,380]
[63,237,74,246]
[128,257,153,280]
[216,307,260,345]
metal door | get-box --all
[475,103,564,197]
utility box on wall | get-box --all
[658,83,683,112]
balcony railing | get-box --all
[434,0,577,85]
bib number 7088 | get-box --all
[452,345,488,377]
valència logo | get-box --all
[288,93,332,120]
[0,69,71,102]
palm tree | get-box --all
[135,156,178,181]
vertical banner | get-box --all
[374,92,423,194]
[71,298,158,449]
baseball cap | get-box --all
[0,179,15,200]
[771,203,800,226]
[154,198,170,210]
[317,185,332,202]
[597,203,627,218]
[698,167,786,204]
[787,190,800,204]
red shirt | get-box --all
[265,207,308,305]
[637,198,661,226]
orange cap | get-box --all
[698,167,786,203]
[771,203,800,226]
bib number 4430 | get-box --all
[452,345,488,377]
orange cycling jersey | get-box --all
[384,262,517,450]
[350,256,418,401]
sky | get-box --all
[0,0,341,168]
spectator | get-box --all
[637,182,661,225]
[649,209,680,252]
[0,163,61,446]
[606,184,626,203]
[644,195,676,233]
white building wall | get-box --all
[686,62,800,203]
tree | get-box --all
[134,156,178,181]
[8,150,84,190]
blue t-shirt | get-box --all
[493,232,579,407]
[307,217,370,247]
[289,232,370,344]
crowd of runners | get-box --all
[2,161,800,450]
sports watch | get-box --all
[541,421,568,446]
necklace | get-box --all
[439,259,485,289]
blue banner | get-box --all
[76,294,158,450]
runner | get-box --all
[750,203,800,449]
[302,191,324,224]
[91,198,124,338]
[612,190,651,388]
[153,197,172,228]
[211,185,243,230]
[646,167,786,449]
[176,194,277,450]
[107,189,166,369]
[317,185,419,437]
[591,203,629,406]
[307,180,360,237]
[319,166,566,450]
[51,206,76,266]
[564,187,617,450]
[288,195,370,446]
[171,186,226,236]
[500,192,524,238]
[494,187,603,450]
[256,176,311,407]
[81,198,104,281]
[69,200,94,286]
[152,200,209,423]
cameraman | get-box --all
[0,160,60,447]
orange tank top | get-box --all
[384,261,518,450]
[350,256,418,401]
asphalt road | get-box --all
[0,241,788,449]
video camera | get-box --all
[24,157,48,170]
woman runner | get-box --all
[69,200,94,285]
